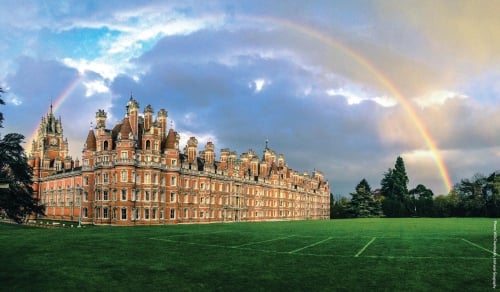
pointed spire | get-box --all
[84,126,96,151]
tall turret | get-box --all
[157,109,168,139]
[186,137,198,164]
[126,97,139,137]
[144,104,154,131]
[95,109,107,129]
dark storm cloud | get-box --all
[109,30,395,195]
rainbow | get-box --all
[248,15,453,192]
[25,15,453,192]
[27,74,84,154]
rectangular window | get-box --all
[200,211,204,218]
[121,151,128,159]
[103,207,109,219]
[170,192,176,202]
[121,189,127,201]
[171,159,177,166]
[103,190,109,201]
[152,208,157,219]
[145,191,150,201]
[144,208,150,219]
[84,176,89,186]
[82,207,88,218]
[121,208,127,220]
[170,209,175,219]
[84,192,89,201]
[184,208,188,218]
[103,173,109,184]
[121,171,127,182]
[161,192,165,202]
[160,208,164,219]
[170,176,176,186]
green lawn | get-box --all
[0,218,497,291]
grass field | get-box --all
[0,218,497,291]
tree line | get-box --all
[0,88,45,222]
[331,156,500,218]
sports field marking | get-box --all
[232,235,295,248]
[148,237,492,260]
[461,238,499,256]
[288,237,332,254]
[354,237,376,257]
[150,236,234,249]
[164,230,232,238]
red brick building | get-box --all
[29,98,330,225]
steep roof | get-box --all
[84,129,96,151]
[120,117,132,139]
[166,128,177,149]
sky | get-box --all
[0,0,498,196]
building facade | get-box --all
[29,98,330,225]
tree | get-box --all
[485,171,500,217]
[409,184,434,217]
[0,88,45,222]
[381,156,410,217]
[0,87,4,127]
[451,171,500,217]
[349,179,381,217]
[330,194,350,219]
[456,173,487,217]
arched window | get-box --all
[103,141,109,150]
[145,140,151,150]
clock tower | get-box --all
[29,104,75,200]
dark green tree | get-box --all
[330,194,350,219]
[485,171,500,217]
[455,173,487,217]
[0,87,4,127]
[381,156,410,217]
[0,88,45,222]
[349,179,381,217]
[451,171,500,217]
[409,184,434,217]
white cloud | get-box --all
[326,87,397,107]
[372,95,397,107]
[5,92,23,106]
[178,130,218,153]
[414,90,468,108]
[254,78,266,93]
[63,58,120,80]
[83,80,110,97]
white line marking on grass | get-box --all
[165,230,232,238]
[462,238,499,256]
[232,236,294,248]
[149,237,229,248]
[288,237,332,254]
[148,237,492,260]
[354,237,376,257]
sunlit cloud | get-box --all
[83,80,110,97]
[414,90,468,108]
[326,88,396,107]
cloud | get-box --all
[1,1,498,197]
